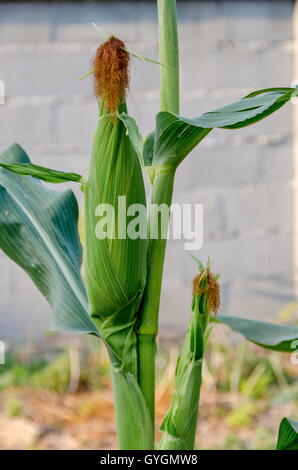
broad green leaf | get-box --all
[119,113,144,167]
[154,112,210,167]
[143,131,155,167]
[154,87,297,168]
[276,418,298,450]
[215,315,298,352]
[0,162,84,184]
[0,144,98,338]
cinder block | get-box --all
[258,143,293,181]
[196,235,258,282]
[162,240,194,287]
[35,153,90,180]
[257,233,295,278]
[128,95,159,136]
[1,49,94,97]
[0,103,51,147]
[172,185,226,237]
[55,101,98,145]
[0,24,51,44]
[12,264,43,301]
[253,48,293,88]
[158,233,259,287]
[0,299,51,343]
[181,48,218,91]
[130,52,159,93]
[180,144,260,189]
[178,1,227,44]
[225,184,294,233]
[0,3,51,43]
[159,283,193,336]
[226,276,295,322]
[222,1,293,41]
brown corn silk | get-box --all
[192,269,220,315]
[92,36,130,114]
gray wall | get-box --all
[0,1,295,341]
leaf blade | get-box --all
[215,315,298,352]
[0,144,97,337]
[118,113,144,167]
[0,161,83,184]
[276,418,298,450]
[154,88,296,168]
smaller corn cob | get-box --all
[158,261,220,450]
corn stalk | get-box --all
[137,0,180,429]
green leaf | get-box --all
[143,131,155,167]
[112,369,154,449]
[0,161,84,184]
[119,113,144,167]
[154,112,210,167]
[0,144,98,338]
[154,87,297,168]
[215,315,298,352]
[122,47,166,67]
[276,418,298,450]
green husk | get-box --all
[158,264,219,450]
[84,101,147,376]
[83,39,150,446]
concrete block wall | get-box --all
[0,1,295,341]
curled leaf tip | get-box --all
[92,36,130,113]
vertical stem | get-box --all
[158,0,180,114]
[137,333,156,422]
[137,0,180,439]
[139,169,176,336]
[138,169,175,434]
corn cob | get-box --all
[83,38,151,449]
[158,262,220,450]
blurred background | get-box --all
[0,0,297,450]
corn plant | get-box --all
[0,0,298,450]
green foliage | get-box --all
[276,418,298,450]
[153,88,297,169]
[0,353,47,389]
[31,352,71,393]
[4,398,24,417]
[225,402,256,428]
[0,144,100,339]
[215,315,298,352]
[0,162,83,184]
[0,342,110,394]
